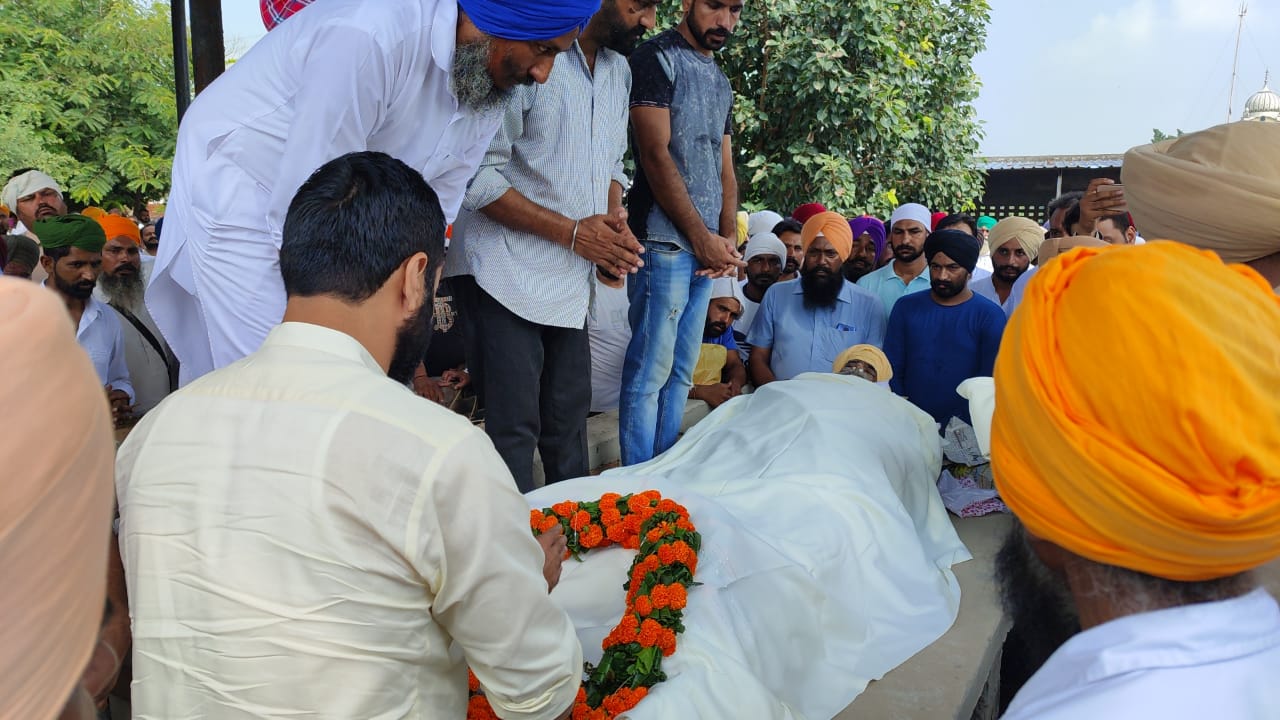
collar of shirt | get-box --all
[1021,588,1280,699]
[262,322,385,377]
[429,0,459,78]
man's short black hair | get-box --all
[1063,202,1082,235]
[1099,212,1132,230]
[280,151,445,302]
[772,218,803,236]
[936,213,977,236]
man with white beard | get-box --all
[94,215,178,415]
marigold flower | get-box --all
[606,522,630,544]
[600,491,621,506]
[623,513,643,534]
[658,627,677,656]
[623,534,640,550]
[540,514,561,533]
[627,494,653,513]
[650,584,670,609]
[638,618,663,647]
[634,595,653,616]
[468,669,481,692]
[468,694,496,718]
[551,501,579,517]
[667,583,688,610]
[601,507,623,526]
[580,524,605,548]
[570,510,591,531]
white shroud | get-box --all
[526,373,970,720]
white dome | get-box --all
[1244,73,1280,121]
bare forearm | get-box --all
[727,357,747,390]
[748,350,775,386]
[719,139,738,239]
[103,539,131,654]
[639,147,711,242]
[480,189,574,248]
[608,181,624,214]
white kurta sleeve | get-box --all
[106,314,134,402]
[265,27,391,236]
[417,431,581,720]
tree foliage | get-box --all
[1151,128,1184,143]
[702,0,989,217]
[0,0,180,209]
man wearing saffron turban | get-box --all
[993,242,1280,719]
[150,0,601,386]
[747,211,885,385]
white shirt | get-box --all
[148,0,502,382]
[116,322,581,720]
[1003,265,1038,318]
[734,278,761,363]
[968,274,1016,315]
[1004,588,1280,720]
[588,277,631,412]
[448,41,631,328]
[63,292,133,401]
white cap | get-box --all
[1,170,62,211]
[710,276,746,309]
[888,203,932,232]
[743,232,787,263]
[747,210,784,240]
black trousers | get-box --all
[453,275,590,492]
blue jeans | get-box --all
[618,240,712,465]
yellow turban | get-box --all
[801,211,852,262]
[95,214,142,246]
[992,242,1280,581]
[988,216,1045,261]
[1123,121,1280,264]
[736,211,749,248]
[0,278,115,716]
[832,344,892,382]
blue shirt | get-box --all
[883,291,1006,426]
[704,323,738,350]
[627,29,734,252]
[747,278,886,381]
[857,262,931,321]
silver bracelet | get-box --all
[570,219,580,253]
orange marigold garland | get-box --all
[470,491,700,720]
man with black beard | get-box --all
[883,229,1005,427]
[747,212,885,386]
[33,215,133,424]
[116,152,583,719]
[857,203,933,322]
[93,215,179,416]
[148,0,600,388]
[447,0,655,491]
[970,215,1044,312]
[733,231,786,361]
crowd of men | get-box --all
[4,0,1279,718]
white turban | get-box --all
[743,232,787,263]
[888,203,932,232]
[747,210,784,240]
[0,278,115,717]
[1,170,62,212]
[710,276,746,310]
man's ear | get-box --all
[40,254,54,275]
[399,252,431,315]
[1025,530,1071,576]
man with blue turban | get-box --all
[150,0,601,386]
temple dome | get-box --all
[1243,73,1280,122]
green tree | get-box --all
[703,0,989,216]
[0,0,180,210]
[1151,128,1184,143]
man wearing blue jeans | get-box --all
[620,0,745,465]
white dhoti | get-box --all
[527,373,970,719]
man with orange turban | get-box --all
[991,242,1280,718]
[747,211,884,385]
[93,214,179,415]
[1123,121,1280,291]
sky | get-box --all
[216,0,1278,158]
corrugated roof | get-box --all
[982,154,1125,171]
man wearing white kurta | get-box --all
[150,0,595,384]
[119,153,581,719]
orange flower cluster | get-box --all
[471,491,699,720]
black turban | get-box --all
[923,229,980,273]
